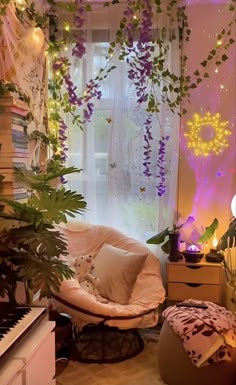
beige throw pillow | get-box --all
[93,243,148,305]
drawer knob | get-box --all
[186,266,202,270]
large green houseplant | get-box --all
[0,160,86,305]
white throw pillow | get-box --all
[93,243,148,305]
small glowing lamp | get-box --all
[205,232,224,263]
[231,194,236,218]
[183,244,204,263]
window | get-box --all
[60,10,180,242]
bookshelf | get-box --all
[0,94,29,202]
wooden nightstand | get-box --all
[167,258,223,303]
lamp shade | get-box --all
[231,194,236,218]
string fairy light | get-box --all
[64,22,71,32]
[15,0,27,12]
[184,111,231,157]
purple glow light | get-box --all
[188,244,199,252]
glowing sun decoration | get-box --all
[184,112,231,157]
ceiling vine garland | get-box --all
[0,0,236,195]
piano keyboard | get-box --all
[0,304,47,361]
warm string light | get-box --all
[64,22,71,32]
[184,112,231,157]
[15,0,27,12]
[31,27,44,45]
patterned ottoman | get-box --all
[158,300,236,385]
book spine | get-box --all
[0,187,27,195]
[2,192,29,200]
[0,95,28,110]
[0,160,29,168]
[0,113,27,128]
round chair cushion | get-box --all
[158,320,236,385]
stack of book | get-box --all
[0,94,30,202]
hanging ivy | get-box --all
[1,0,235,195]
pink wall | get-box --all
[178,1,236,238]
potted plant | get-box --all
[0,136,87,305]
[198,217,236,311]
[146,216,195,261]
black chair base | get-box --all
[72,323,144,363]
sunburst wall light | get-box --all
[184,112,231,157]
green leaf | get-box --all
[198,218,219,244]
[0,216,30,231]
[161,240,170,254]
[14,166,82,193]
[29,189,87,224]
[146,228,169,244]
[85,4,92,11]
[217,218,236,250]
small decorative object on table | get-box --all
[168,231,182,262]
[146,215,195,262]
[205,248,224,263]
[183,244,204,263]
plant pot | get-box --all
[169,232,181,262]
[225,281,236,313]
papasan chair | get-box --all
[51,221,165,363]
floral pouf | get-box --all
[163,299,236,367]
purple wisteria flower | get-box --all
[72,3,86,58]
[57,118,69,184]
[72,41,86,58]
[64,72,83,106]
[143,115,153,177]
[123,0,154,108]
[156,135,170,196]
[58,119,68,162]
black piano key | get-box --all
[0,303,47,361]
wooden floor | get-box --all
[56,329,167,385]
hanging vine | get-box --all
[0,0,235,195]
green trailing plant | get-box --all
[146,215,195,254]
[1,0,235,176]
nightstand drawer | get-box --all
[167,264,221,284]
[168,283,221,303]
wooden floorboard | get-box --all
[56,328,167,385]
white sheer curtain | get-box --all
[63,4,180,242]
